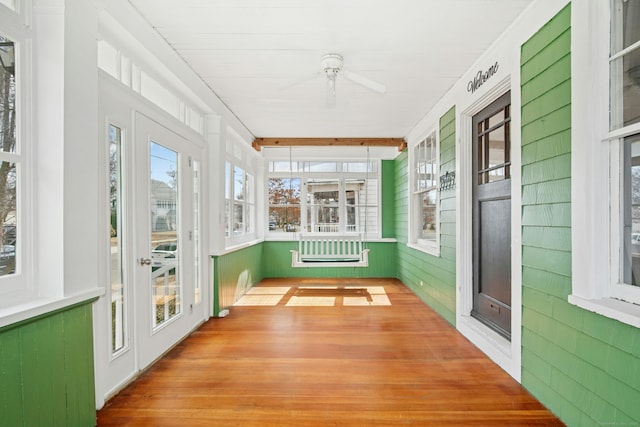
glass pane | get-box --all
[344,162,372,173]
[488,128,506,168]
[271,161,299,173]
[306,178,339,232]
[268,178,300,233]
[193,160,201,305]
[488,109,505,129]
[420,190,437,241]
[0,38,16,154]
[488,167,506,182]
[109,125,125,353]
[624,135,640,285]
[625,52,640,127]
[224,162,230,199]
[233,165,244,201]
[308,161,337,172]
[233,203,243,235]
[0,161,16,276]
[622,0,640,50]
[224,200,230,237]
[149,142,180,329]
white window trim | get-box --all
[408,128,440,256]
[569,1,640,328]
[224,131,260,248]
[0,1,104,326]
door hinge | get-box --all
[188,156,192,167]
[188,230,193,241]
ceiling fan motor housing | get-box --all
[321,53,343,77]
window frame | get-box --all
[0,3,30,303]
[265,160,381,239]
[224,149,258,249]
[408,128,440,255]
[570,0,640,328]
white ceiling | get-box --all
[128,0,534,139]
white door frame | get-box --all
[455,76,523,382]
[93,77,209,408]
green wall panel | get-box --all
[213,243,265,315]
[381,160,396,238]
[521,3,640,425]
[261,241,397,278]
[0,302,96,427]
[394,106,457,325]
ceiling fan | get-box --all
[284,53,387,108]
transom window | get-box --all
[267,161,379,236]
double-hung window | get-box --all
[612,0,640,302]
[0,3,26,301]
[409,130,439,254]
[224,162,255,240]
[571,0,640,326]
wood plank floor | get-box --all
[97,278,564,426]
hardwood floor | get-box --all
[96,278,564,426]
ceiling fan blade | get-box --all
[342,69,386,94]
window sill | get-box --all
[0,287,105,330]
[407,242,440,257]
[568,294,640,329]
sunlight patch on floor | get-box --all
[246,286,291,295]
[234,284,391,307]
[234,294,284,306]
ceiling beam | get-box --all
[252,137,407,152]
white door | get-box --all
[94,95,206,407]
[134,113,205,368]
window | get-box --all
[108,124,126,354]
[613,0,640,301]
[0,35,16,278]
[266,161,379,236]
[410,130,439,252]
[0,32,19,288]
[225,162,254,239]
[570,0,640,327]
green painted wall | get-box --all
[381,160,396,238]
[521,4,640,425]
[0,302,96,427]
[262,241,396,278]
[213,243,265,315]
[394,107,457,325]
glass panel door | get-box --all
[135,113,204,370]
[149,142,181,329]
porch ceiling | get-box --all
[128,0,534,140]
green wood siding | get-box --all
[394,107,457,325]
[213,243,265,315]
[262,241,397,278]
[0,302,96,427]
[521,4,640,425]
[381,160,396,238]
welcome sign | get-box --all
[467,62,499,94]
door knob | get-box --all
[139,257,152,266]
